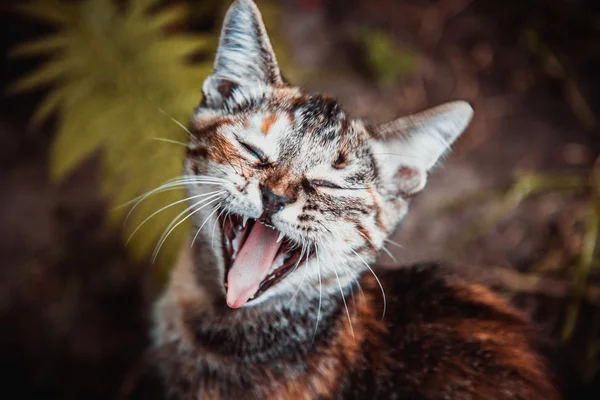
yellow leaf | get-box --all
[147,4,188,31]
[14,0,78,25]
[7,57,72,93]
[9,34,72,58]
[148,34,213,60]
[10,0,216,276]
[50,97,120,180]
[127,0,161,17]
[30,84,70,127]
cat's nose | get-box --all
[260,184,295,221]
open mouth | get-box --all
[220,212,312,308]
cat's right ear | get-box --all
[202,0,283,108]
[370,101,473,196]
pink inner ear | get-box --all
[397,166,417,179]
[394,166,425,196]
[216,79,238,99]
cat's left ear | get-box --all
[202,0,283,108]
[370,101,473,196]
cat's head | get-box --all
[186,0,473,308]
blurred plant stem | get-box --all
[562,199,598,341]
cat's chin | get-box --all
[219,211,314,307]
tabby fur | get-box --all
[152,1,560,399]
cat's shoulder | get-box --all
[352,263,562,400]
[374,262,529,325]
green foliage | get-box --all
[10,0,215,276]
[356,28,418,85]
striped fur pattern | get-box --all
[155,255,559,399]
[153,1,560,398]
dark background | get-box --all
[1,0,599,398]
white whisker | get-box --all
[151,194,224,262]
[287,245,309,306]
[191,204,223,248]
[354,277,366,307]
[312,244,323,343]
[115,175,224,212]
[380,245,396,262]
[384,238,404,249]
[152,137,188,146]
[122,180,224,224]
[356,230,396,262]
[211,207,228,250]
[156,107,192,137]
[350,247,386,320]
[126,190,225,243]
[328,239,354,340]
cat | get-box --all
[152,0,561,398]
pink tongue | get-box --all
[226,221,283,308]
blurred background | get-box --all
[1,0,599,398]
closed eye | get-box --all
[311,179,343,189]
[239,141,268,163]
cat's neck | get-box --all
[185,287,351,363]
[170,239,358,359]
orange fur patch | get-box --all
[262,168,298,200]
[367,187,386,231]
[454,281,525,319]
[449,318,557,399]
[260,113,277,135]
[271,284,387,399]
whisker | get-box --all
[312,245,323,343]
[354,152,421,162]
[349,276,358,318]
[126,190,226,243]
[122,180,224,223]
[156,107,192,137]
[328,243,367,307]
[150,197,210,256]
[191,203,223,248]
[312,221,369,315]
[115,186,184,211]
[349,247,386,320]
[224,152,243,176]
[380,245,396,262]
[114,175,225,210]
[211,207,228,250]
[384,238,404,249]
[356,230,396,262]
[353,276,367,307]
[287,245,309,306]
[152,138,188,146]
[289,240,306,276]
[328,240,354,340]
[151,194,224,262]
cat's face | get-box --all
[185,0,473,308]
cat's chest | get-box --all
[182,338,361,400]
[158,280,390,400]
[185,312,369,399]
